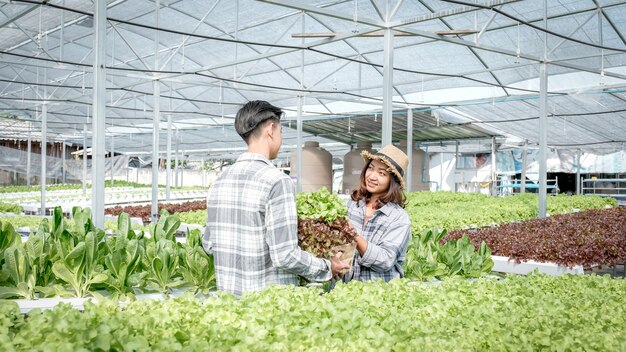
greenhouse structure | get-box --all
[0,1,625,351]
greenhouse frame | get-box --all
[1,1,625,350]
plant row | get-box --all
[1,274,624,351]
[0,207,215,299]
[169,192,616,233]
[0,180,154,194]
[105,200,206,223]
[445,206,626,268]
[405,192,615,233]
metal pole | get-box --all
[82,124,87,196]
[40,103,47,216]
[454,141,459,192]
[92,0,107,227]
[61,141,66,184]
[201,156,205,188]
[296,97,303,193]
[491,136,497,196]
[26,125,31,186]
[576,149,581,195]
[151,0,160,223]
[296,11,305,193]
[179,149,185,187]
[381,1,394,146]
[175,130,179,188]
[538,0,548,218]
[520,141,527,194]
[166,115,172,200]
[406,108,413,192]
[152,81,160,222]
[110,131,114,186]
[439,152,443,192]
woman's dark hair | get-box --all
[350,159,407,209]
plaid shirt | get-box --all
[203,152,331,297]
[345,199,411,282]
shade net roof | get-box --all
[0,0,625,161]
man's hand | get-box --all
[330,251,351,279]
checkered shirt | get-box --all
[345,199,411,282]
[203,152,331,297]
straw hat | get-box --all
[361,144,408,190]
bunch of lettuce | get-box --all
[296,188,356,258]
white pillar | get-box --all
[538,0,548,218]
[92,0,107,227]
[166,115,172,200]
[40,103,47,216]
[61,141,66,184]
[174,130,179,188]
[576,149,581,195]
[83,125,87,196]
[151,0,161,222]
[26,125,31,186]
[109,132,115,186]
[491,137,497,196]
[520,141,528,194]
[406,108,413,192]
[151,80,160,222]
[381,28,394,146]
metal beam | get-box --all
[547,12,596,57]
[110,23,152,71]
[259,0,384,27]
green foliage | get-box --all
[176,209,207,225]
[403,228,493,281]
[147,210,180,243]
[0,245,37,299]
[296,187,347,222]
[51,229,109,297]
[0,202,22,214]
[144,239,183,294]
[104,213,145,294]
[1,275,625,350]
[179,229,215,294]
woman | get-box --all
[345,144,412,282]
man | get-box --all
[203,100,349,297]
